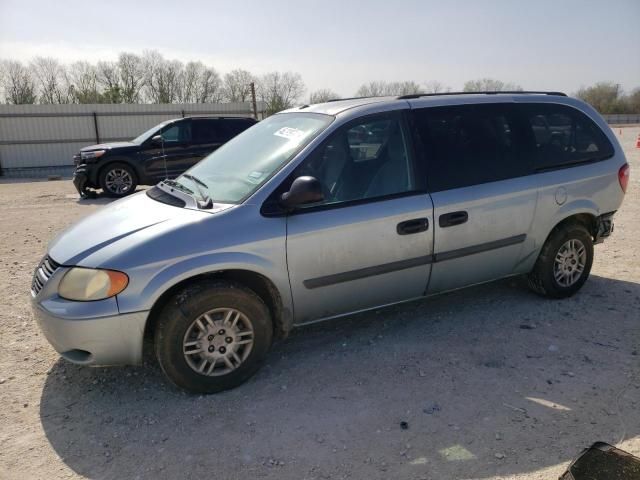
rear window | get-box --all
[412,104,527,192]
[519,103,614,170]
[192,119,254,144]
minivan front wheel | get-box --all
[99,163,137,197]
[154,281,273,394]
[527,222,594,298]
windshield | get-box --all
[131,120,172,144]
[175,113,333,204]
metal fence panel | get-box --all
[0,102,263,176]
[602,114,640,124]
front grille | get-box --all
[31,255,60,296]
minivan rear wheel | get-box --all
[154,280,273,394]
[527,222,593,298]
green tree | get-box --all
[624,88,640,113]
[575,82,626,114]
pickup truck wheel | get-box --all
[154,280,273,394]
[527,222,593,298]
[99,163,137,197]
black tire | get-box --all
[527,222,594,298]
[154,280,273,394]
[99,162,138,197]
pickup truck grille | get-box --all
[31,255,60,296]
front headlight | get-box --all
[58,268,129,301]
[80,150,106,161]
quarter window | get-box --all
[413,104,525,192]
[519,103,614,170]
[293,112,416,206]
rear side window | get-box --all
[223,119,254,138]
[519,103,614,170]
[412,104,527,192]
[192,120,222,144]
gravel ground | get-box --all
[0,127,639,480]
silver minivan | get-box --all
[31,92,630,393]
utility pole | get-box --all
[250,82,258,120]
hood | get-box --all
[48,192,231,266]
[80,142,138,152]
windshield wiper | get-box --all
[181,174,213,209]
[161,179,194,195]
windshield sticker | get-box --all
[247,171,265,184]
[274,127,305,140]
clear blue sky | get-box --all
[1,0,638,97]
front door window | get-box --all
[293,112,416,207]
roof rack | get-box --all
[397,91,567,100]
[326,96,380,103]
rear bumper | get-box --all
[31,296,148,366]
[594,211,615,244]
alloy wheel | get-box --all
[182,308,255,376]
[553,238,587,287]
[104,168,133,195]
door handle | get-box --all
[439,211,468,228]
[397,218,429,235]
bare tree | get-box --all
[179,61,201,103]
[67,61,101,103]
[463,78,522,92]
[355,81,389,97]
[96,60,122,103]
[0,60,37,104]
[142,51,182,104]
[258,71,305,115]
[309,89,339,103]
[30,57,72,103]
[118,53,144,103]
[179,61,222,103]
[223,69,256,103]
[423,80,449,94]
[392,81,421,95]
[197,66,223,103]
[355,80,421,97]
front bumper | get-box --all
[72,163,91,196]
[31,264,148,366]
[32,301,147,366]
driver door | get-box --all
[284,111,434,324]
[141,119,194,180]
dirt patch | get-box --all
[0,128,639,480]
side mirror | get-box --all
[280,176,324,209]
[151,134,163,145]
